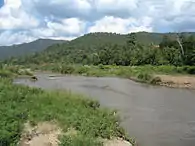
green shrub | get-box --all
[60,135,102,146]
[60,65,75,74]
[0,70,13,78]
[176,67,185,74]
[184,66,195,74]
[136,72,152,81]
[76,66,90,74]
[5,66,19,74]
[98,64,105,69]
[0,78,129,145]
[86,100,100,109]
[18,69,33,76]
[150,77,162,85]
[182,66,190,72]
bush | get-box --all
[0,70,13,78]
[98,64,105,70]
[60,135,102,146]
[184,66,195,74]
[76,66,90,74]
[60,65,75,74]
[136,72,152,81]
[0,78,129,145]
[5,66,19,74]
[18,69,33,76]
[86,100,100,110]
[150,77,162,85]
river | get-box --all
[14,73,195,146]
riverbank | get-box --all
[0,71,134,146]
[1,64,195,89]
[29,64,195,90]
[155,74,195,89]
[13,72,195,146]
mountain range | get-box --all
[0,39,67,60]
[1,32,195,60]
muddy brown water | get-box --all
[14,73,195,146]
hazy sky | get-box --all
[0,0,195,45]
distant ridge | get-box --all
[0,39,67,60]
[1,31,195,60]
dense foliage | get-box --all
[6,32,195,67]
[0,75,130,145]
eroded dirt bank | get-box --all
[156,75,195,89]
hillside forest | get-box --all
[0,39,66,59]
[5,32,195,69]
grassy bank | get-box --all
[2,63,195,85]
[26,64,195,84]
[0,65,34,79]
[0,74,133,145]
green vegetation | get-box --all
[3,32,195,61]
[0,64,34,78]
[1,31,195,145]
[21,64,194,84]
[0,39,66,60]
[1,32,195,85]
[0,74,132,145]
[6,32,195,67]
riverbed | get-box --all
[14,73,195,146]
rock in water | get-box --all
[31,76,38,81]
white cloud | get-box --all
[89,16,153,33]
[0,0,39,30]
[23,0,92,19]
[31,28,55,38]
[0,31,35,46]
[46,36,77,41]
[4,0,21,7]
[0,0,195,45]
[47,18,86,35]
[94,0,138,17]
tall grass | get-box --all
[0,65,34,78]
[0,78,131,145]
[26,63,194,83]
[2,63,194,85]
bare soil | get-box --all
[19,121,131,146]
[156,75,195,89]
[104,138,132,146]
[20,122,62,146]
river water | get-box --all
[14,73,195,146]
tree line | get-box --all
[4,33,195,67]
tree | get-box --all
[159,35,170,48]
[126,33,137,46]
[182,35,195,65]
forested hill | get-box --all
[5,32,195,66]
[0,39,67,60]
[2,32,195,60]
[44,32,195,53]
[64,32,163,47]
